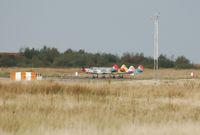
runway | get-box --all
[1,75,199,86]
[42,75,142,83]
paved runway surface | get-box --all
[1,76,199,87]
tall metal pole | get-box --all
[153,13,159,80]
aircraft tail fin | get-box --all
[127,66,135,74]
[120,64,128,72]
[112,64,119,72]
[135,65,144,74]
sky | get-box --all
[0,0,200,63]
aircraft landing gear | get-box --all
[112,75,116,78]
[92,74,98,79]
[118,75,123,79]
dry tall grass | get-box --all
[1,79,200,135]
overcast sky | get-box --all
[0,0,200,63]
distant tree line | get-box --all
[0,46,196,69]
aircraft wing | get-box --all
[82,67,113,74]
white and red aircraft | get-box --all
[81,64,144,78]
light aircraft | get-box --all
[81,64,144,78]
[81,64,119,78]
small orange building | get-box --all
[10,72,42,81]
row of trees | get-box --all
[0,46,196,69]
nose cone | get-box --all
[81,67,86,72]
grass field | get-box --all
[1,76,200,135]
